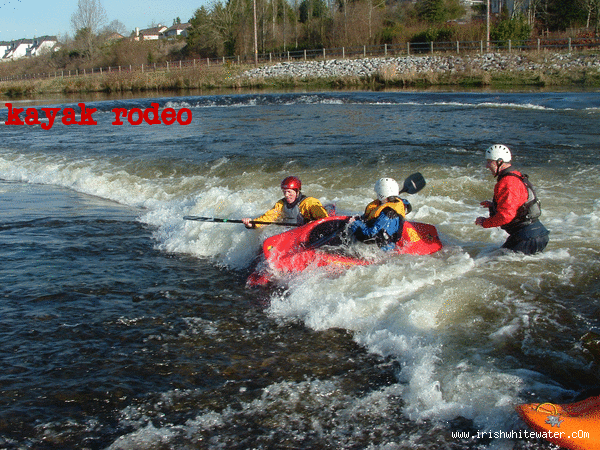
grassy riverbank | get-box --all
[2,52,600,99]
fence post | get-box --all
[11,38,591,80]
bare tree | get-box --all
[71,0,108,58]
[102,19,128,37]
[512,0,526,18]
[71,0,108,33]
[210,0,245,55]
[579,0,600,33]
[525,0,542,27]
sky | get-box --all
[0,0,206,42]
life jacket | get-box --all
[493,168,542,234]
[282,193,307,225]
[364,197,407,222]
[362,198,409,247]
[369,199,422,247]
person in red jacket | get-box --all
[475,144,549,255]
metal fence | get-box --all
[1,36,599,83]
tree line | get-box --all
[183,0,600,59]
[1,0,599,80]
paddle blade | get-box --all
[400,172,426,195]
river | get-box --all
[1,90,599,449]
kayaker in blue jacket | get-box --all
[348,178,411,251]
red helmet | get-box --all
[281,176,301,191]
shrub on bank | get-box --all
[2,51,600,98]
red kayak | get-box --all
[247,215,443,286]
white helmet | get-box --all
[374,178,399,202]
[485,144,512,163]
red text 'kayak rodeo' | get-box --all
[3,102,192,129]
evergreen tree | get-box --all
[415,0,464,24]
[185,6,221,57]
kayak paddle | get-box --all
[400,172,426,195]
[183,216,300,227]
[185,173,425,228]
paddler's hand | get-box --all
[480,200,493,209]
[241,218,254,229]
[475,217,486,227]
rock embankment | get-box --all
[241,52,600,79]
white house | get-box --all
[0,42,10,60]
[461,0,530,15]
[488,0,531,15]
[26,36,58,57]
[3,39,33,59]
[162,23,191,39]
[134,25,168,41]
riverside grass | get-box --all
[2,52,600,98]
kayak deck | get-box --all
[516,395,600,450]
[247,216,443,286]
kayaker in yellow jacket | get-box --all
[348,177,411,251]
[242,176,328,228]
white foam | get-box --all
[1,142,597,441]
